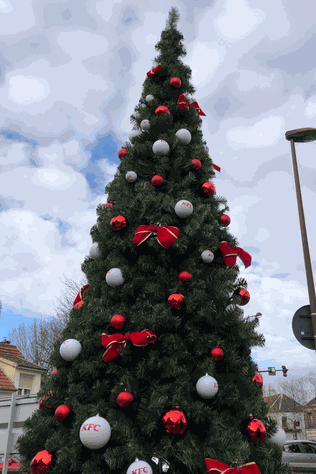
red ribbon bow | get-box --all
[101,330,157,362]
[132,224,179,249]
[73,285,89,306]
[205,459,261,474]
[213,164,221,172]
[178,93,206,116]
[220,241,252,268]
[147,63,162,79]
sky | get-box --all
[1,0,316,401]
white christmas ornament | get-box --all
[269,426,286,447]
[79,413,111,449]
[141,120,150,131]
[129,130,142,141]
[60,339,82,361]
[152,140,169,155]
[127,458,153,474]
[175,200,193,218]
[204,145,209,152]
[201,250,214,263]
[106,268,124,287]
[140,103,146,108]
[175,129,191,145]
[145,94,154,102]
[126,171,137,183]
[196,373,218,399]
[90,243,101,259]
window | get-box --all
[282,416,288,428]
[24,389,30,395]
[17,389,22,395]
[17,388,31,395]
[304,443,316,454]
[308,412,313,426]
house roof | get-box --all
[0,338,47,393]
[305,396,316,408]
[264,393,305,413]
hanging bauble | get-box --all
[127,459,153,474]
[104,202,114,209]
[202,182,216,198]
[269,425,286,447]
[155,106,170,116]
[106,268,124,287]
[145,94,155,102]
[170,77,181,88]
[152,140,169,155]
[178,271,192,282]
[30,449,53,474]
[116,390,134,407]
[90,243,101,259]
[175,200,193,218]
[118,148,128,160]
[60,339,82,361]
[234,287,250,306]
[247,416,266,442]
[51,369,57,376]
[196,373,218,399]
[39,391,54,409]
[219,214,231,226]
[126,171,137,183]
[110,314,126,329]
[140,103,146,108]
[151,175,164,186]
[252,372,263,389]
[148,455,170,474]
[167,293,185,310]
[110,215,127,231]
[129,129,142,141]
[79,413,111,449]
[210,347,224,361]
[162,407,187,435]
[55,404,72,422]
[192,159,201,170]
[204,145,209,152]
[141,120,150,131]
[201,250,214,263]
[175,129,191,145]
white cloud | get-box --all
[56,31,109,60]
[226,116,285,148]
[8,75,50,105]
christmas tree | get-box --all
[15,8,293,474]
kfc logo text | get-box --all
[132,468,148,474]
[81,423,101,432]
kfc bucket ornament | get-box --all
[129,129,142,141]
[89,243,101,259]
[175,128,191,145]
[106,268,124,287]
[126,171,137,183]
[60,339,82,361]
[201,250,214,263]
[152,140,169,155]
[141,120,150,131]
[196,373,218,399]
[79,413,111,449]
[269,425,286,447]
[145,94,154,102]
[175,200,193,218]
[127,459,153,474]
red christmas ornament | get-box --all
[51,369,57,376]
[39,391,54,409]
[178,271,192,282]
[170,77,181,88]
[55,404,71,423]
[192,159,202,170]
[167,293,185,310]
[202,182,216,198]
[162,407,187,434]
[252,372,263,389]
[117,390,134,407]
[104,202,114,209]
[151,175,164,185]
[30,449,53,474]
[110,215,127,231]
[73,284,88,307]
[219,214,231,226]
[235,287,250,306]
[118,148,128,160]
[210,347,224,361]
[155,105,170,116]
[74,300,84,309]
[110,314,126,329]
[247,416,266,442]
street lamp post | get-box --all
[285,128,316,352]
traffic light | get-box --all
[282,365,288,377]
[295,421,300,427]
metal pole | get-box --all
[290,138,316,352]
